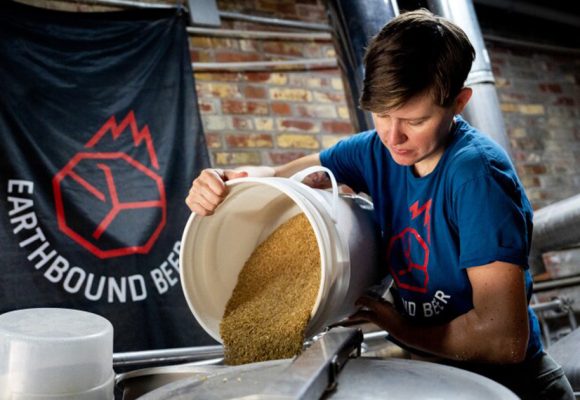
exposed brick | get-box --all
[211,38,238,49]
[239,39,258,52]
[297,104,337,119]
[243,85,268,99]
[194,72,241,82]
[263,42,304,57]
[547,106,576,118]
[190,37,212,49]
[521,164,548,175]
[538,83,562,93]
[256,0,296,15]
[521,175,540,189]
[500,92,526,102]
[296,4,327,21]
[277,119,317,132]
[202,115,228,131]
[338,106,351,120]
[244,72,289,85]
[216,52,261,63]
[322,134,350,148]
[277,134,319,149]
[266,73,289,85]
[214,152,262,166]
[323,46,336,58]
[304,43,324,58]
[267,151,308,165]
[495,78,510,88]
[254,118,274,131]
[491,57,506,66]
[563,74,580,84]
[322,121,355,134]
[197,99,218,114]
[554,97,575,106]
[519,104,545,115]
[287,75,328,88]
[313,91,345,103]
[501,103,518,113]
[331,78,344,91]
[272,102,292,115]
[509,127,527,138]
[500,103,544,115]
[204,133,222,149]
[270,88,312,102]
[514,137,544,151]
[197,82,240,99]
[225,134,273,148]
[244,72,273,82]
[190,50,201,63]
[222,99,269,115]
[231,116,254,130]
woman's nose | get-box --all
[387,121,407,147]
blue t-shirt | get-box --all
[320,116,542,360]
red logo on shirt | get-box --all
[388,199,432,293]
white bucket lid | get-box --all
[0,308,114,398]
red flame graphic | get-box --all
[85,110,159,169]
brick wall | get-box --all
[194,0,354,169]
[487,41,580,210]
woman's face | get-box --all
[372,89,471,177]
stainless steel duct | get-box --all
[426,0,513,158]
[529,194,580,275]
[327,0,398,132]
[425,0,580,278]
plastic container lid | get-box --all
[0,308,114,399]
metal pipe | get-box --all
[219,11,332,32]
[363,330,388,341]
[529,194,580,274]
[427,0,513,158]
[113,345,224,368]
[534,273,580,293]
[530,298,565,313]
[187,27,331,41]
[326,0,398,132]
[192,57,337,72]
[57,0,177,9]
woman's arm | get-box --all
[185,153,325,215]
[354,261,530,364]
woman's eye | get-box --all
[408,120,425,126]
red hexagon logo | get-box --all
[52,112,166,259]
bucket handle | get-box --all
[290,166,338,222]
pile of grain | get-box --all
[220,213,321,365]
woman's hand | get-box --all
[185,168,247,216]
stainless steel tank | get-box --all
[117,328,518,400]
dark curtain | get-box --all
[0,1,214,352]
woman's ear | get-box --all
[454,87,473,115]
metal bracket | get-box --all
[235,327,363,400]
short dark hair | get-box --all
[359,9,475,112]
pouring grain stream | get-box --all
[220,213,321,365]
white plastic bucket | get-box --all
[0,308,114,400]
[180,167,380,342]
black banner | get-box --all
[0,1,213,351]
